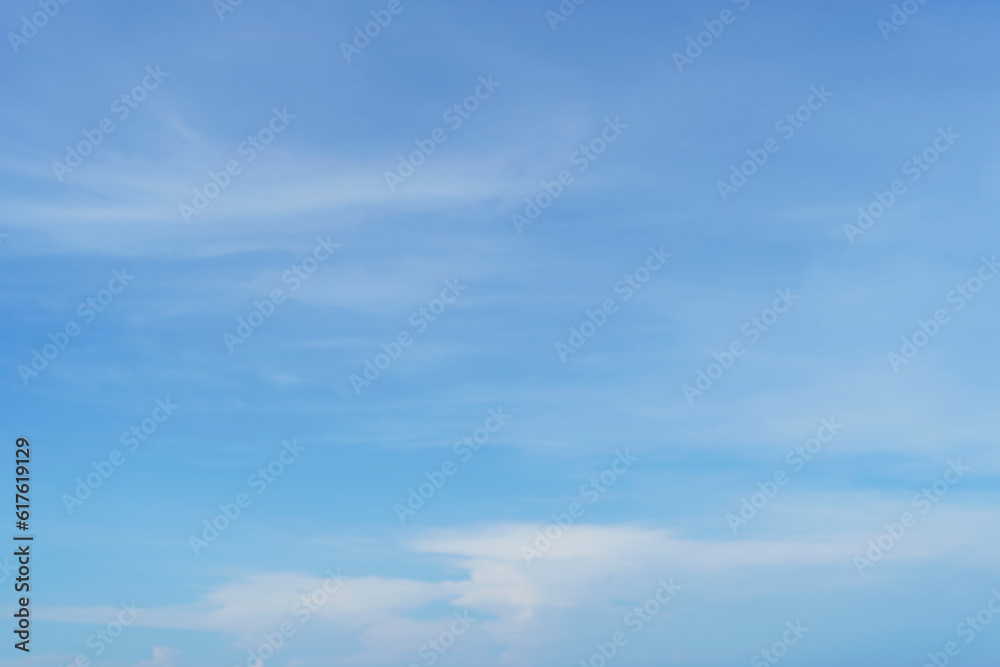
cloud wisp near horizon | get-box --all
[2,1,1000,666]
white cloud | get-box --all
[33,515,1000,665]
[135,646,179,667]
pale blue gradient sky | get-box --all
[2,1,1000,666]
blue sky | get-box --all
[2,0,1000,665]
